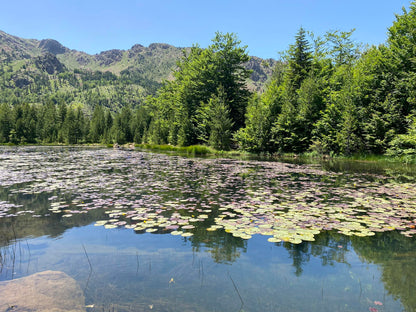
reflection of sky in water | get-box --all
[2,225,405,312]
[1,147,415,311]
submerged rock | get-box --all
[0,270,86,312]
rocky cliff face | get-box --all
[95,49,124,66]
[0,30,40,60]
[34,53,66,74]
[38,39,69,55]
[0,29,277,93]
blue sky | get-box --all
[0,0,411,59]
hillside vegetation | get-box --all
[1,1,416,162]
[0,30,275,111]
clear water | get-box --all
[1,146,415,312]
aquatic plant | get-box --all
[1,146,416,245]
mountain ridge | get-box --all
[0,29,276,84]
[0,30,277,111]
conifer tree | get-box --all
[286,27,312,91]
[90,105,106,143]
[0,103,12,143]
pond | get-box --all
[1,146,416,312]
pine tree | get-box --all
[207,87,234,150]
[286,27,312,91]
[90,105,106,143]
[0,103,12,143]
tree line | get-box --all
[1,2,416,160]
[0,100,150,145]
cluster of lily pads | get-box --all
[0,201,24,218]
[1,147,416,243]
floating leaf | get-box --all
[104,224,117,229]
[171,231,183,236]
[267,237,282,243]
[181,232,193,237]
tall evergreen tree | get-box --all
[39,100,58,143]
[90,105,106,143]
[286,27,312,91]
[202,86,234,150]
[62,108,76,144]
[0,103,12,143]
[131,106,150,144]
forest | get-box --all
[1,2,416,161]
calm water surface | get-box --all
[1,146,415,312]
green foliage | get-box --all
[0,103,12,143]
[386,116,416,163]
[286,27,312,91]
[89,105,106,143]
[206,87,234,150]
[110,106,133,144]
[238,2,416,158]
[136,143,214,155]
[147,32,251,147]
[0,102,112,145]
[325,29,361,66]
[234,93,276,152]
[2,2,416,161]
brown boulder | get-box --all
[0,270,86,312]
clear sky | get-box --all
[0,0,412,59]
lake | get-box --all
[1,146,416,312]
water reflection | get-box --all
[2,225,413,311]
[1,146,416,311]
[352,232,416,311]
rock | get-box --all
[34,53,66,74]
[0,270,86,312]
[149,43,172,50]
[13,77,31,88]
[39,39,68,55]
[95,49,124,66]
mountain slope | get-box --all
[0,30,277,111]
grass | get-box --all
[327,153,416,165]
[135,144,215,156]
[3,141,414,164]
[299,150,416,165]
[135,143,258,159]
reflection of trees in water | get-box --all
[0,181,107,246]
[285,242,310,276]
[282,231,350,276]
[352,232,416,312]
[0,204,106,247]
[0,207,105,280]
[319,159,416,182]
[190,229,247,264]
[278,231,416,311]
[189,228,353,268]
[1,148,415,310]
[152,157,251,264]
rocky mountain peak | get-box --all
[148,43,173,50]
[38,39,68,55]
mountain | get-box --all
[0,30,277,111]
